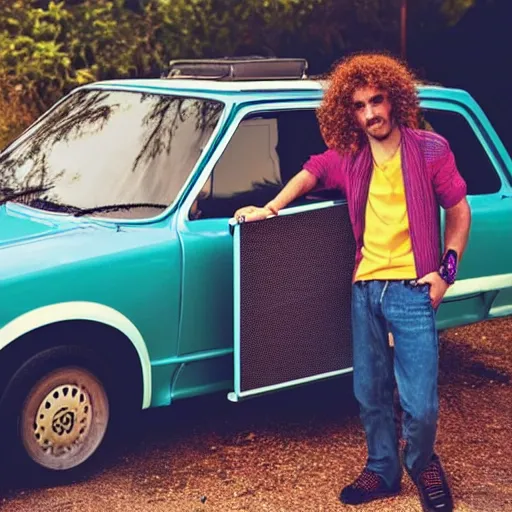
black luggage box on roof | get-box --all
[166,57,308,81]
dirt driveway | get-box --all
[1,317,510,512]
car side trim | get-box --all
[444,273,512,298]
[0,302,151,409]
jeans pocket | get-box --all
[406,281,430,293]
[408,282,433,307]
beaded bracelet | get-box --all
[439,249,458,285]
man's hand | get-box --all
[417,271,449,309]
[234,205,275,223]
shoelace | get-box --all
[420,462,446,500]
[353,469,382,492]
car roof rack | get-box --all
[165,57,308,81]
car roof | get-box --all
[87,77,473,104]
[91,77,328,93]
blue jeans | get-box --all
[351,280,439,487]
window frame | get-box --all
[180,100,332,223]
[179,95,510,225]
[419,98,507,195]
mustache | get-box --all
[366,117,384,128]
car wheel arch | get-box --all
[0,302,151,409]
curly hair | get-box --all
[317,53,420,154]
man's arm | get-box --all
[418,197,472,308]
[443,197,471,259]
[234,170,318,222]
[265,170,318,212]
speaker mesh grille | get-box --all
[238,204,355,392]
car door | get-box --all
[175,100,343,390]
[420,95,512,329]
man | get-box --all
[234,53,471,511]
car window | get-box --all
[0,90,224,219]
[421,109,502,195]
[191,109,338,220]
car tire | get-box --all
[0,345,113,483]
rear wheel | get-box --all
[0,346,113,482]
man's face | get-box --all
[352,86,394,141]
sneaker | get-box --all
[339,468,401,505]
[415,455,454,512]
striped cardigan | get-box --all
[303,126,467,280]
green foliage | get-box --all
[0,1,142,109]
[0,0,476,149]
[441,0,477,25]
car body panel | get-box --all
[420,98,512,328]
[0,205,183,408]
[1,78,511,411]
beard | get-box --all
[370,127,393,141]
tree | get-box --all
[0,0,477,149]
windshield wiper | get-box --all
[1,191,168,217]
[0,186,53,205]
[26,198,84,215]
[0,187,83,214]
[74,202,168,217]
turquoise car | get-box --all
[1,59,511,479]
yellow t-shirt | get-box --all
[354,149,417,281]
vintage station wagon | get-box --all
[0,58,511,479]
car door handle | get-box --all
[501,194,512,199]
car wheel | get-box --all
[0,346,111,482]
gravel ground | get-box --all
[0,317,510,512]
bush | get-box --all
[0,74,38,150]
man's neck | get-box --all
[368,125,401,166]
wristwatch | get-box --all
[439,249,458,286]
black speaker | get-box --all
[235,203,355,393]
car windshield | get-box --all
[0,89,224,219]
